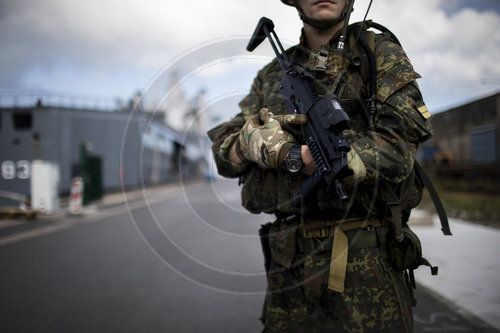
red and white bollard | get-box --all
[69,177,83,215]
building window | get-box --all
[470,128,498,163]
[12,112,33,130]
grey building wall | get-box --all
[422,92,500,165]
[0,106,182,207]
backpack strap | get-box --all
[350,23,377,127]
[348,21,401,127]
[414,161,452,236]
[385,162,453,241]
[385,189,404,242]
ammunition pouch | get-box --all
[240,167,309,214]
[387,226,423,271]
[387,224,438,301]
[240,168,278,214]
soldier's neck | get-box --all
[303,21,344,50]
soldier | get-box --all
[208,0,434,332]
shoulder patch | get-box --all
[417,104,431,119]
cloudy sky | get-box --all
[1,0,499,119]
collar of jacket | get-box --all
[297,27,345,54]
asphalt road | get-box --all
[0,179,497,332]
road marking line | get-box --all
[0,187,181,246]
[0,224,73,246]
[0,220,25,229]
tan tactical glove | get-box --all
[236,108,306,169]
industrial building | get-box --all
[420,91,500,190]
[0,91,208,209]
[421,92,500,165]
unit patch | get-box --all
[417,104,431,119]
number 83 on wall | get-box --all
[1,160,31,180]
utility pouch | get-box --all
[387,226,438,275]
[240,168,278,214]
[387,225,438,306]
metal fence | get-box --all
[0,90,119,111]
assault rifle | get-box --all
[247,17,353,205]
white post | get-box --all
[31,160,60,213]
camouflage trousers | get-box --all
[262,223,414,333]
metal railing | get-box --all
[0,90,120,111]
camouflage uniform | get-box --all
[208,26,432,333]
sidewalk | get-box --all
[410,210,500,330]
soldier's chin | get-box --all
[304,16,343,30]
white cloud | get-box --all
[352,0,500,110]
